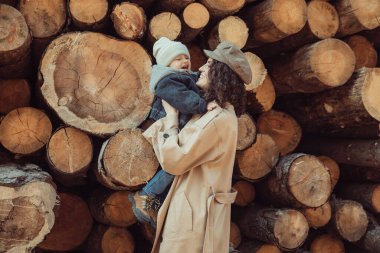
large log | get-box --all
[300,138,380,168]
[84,224,135,253]
[257,110,302,156]
[237,113,256,151]
[238,204,309,251]
[310,234,345,253]
[345,35,377,70]
[0,163,57,253]
[258,153,331,208]
[269,38,355,95]
[39,32,153,136]
[0,107,52,155]
[238,240,282,253]
[179,3,209,43]
[340,165,380,183]
[111,2,147,40]
[336,182,380,214]
[330,198,368,242]
[233,180,256,207]
[242,0,307,44]
[277,68,380,135]
[249,0,339,58]
[37,193,93,252]
[230,222,242,249]
[69,0,109,31]
[0,79,31,114]
[335,0,380,37]
[200,0,244,18]
[147,12,182,43]
[46,126,93,186]
[354,215,380,253]
[236,134,279,181]
[300,201,332,229]
[155,0,194,14]
[96,128,158,190]
[208,16,248,50]
[318,156,340,190]
[88,188,137,227]
[362,26,380,48]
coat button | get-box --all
[163,133,169,138]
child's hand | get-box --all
[207,101,218,111]
[162,100,178,116]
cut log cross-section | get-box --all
[0,107,52,155]
[46,126,93,186]
[345,35,378,70]
[238,204,309,251]
[39,32,153,136]
[237,113,256,151]
[0,163,57,253]
[238,241,282,253]
[69,0,109,31]
[147,12,182,43]
[318,156,340,190]
[179,3,210,43]
[0,79,31,114]
[200,0,244,18]
[230,222,241,249]
[270,38,356,95]
[96,128,159,190]
[233,180,256,207]
[300,201,332,229]
[310,234,345,253]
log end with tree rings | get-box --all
[238,241,282,253]
[345,35,377,70]
[273,209,309,250]
[0,163,57,253]
[236,134,279,181]
[271,0,307,40]
[0,4,31,66]
[250,75,276,114]
[19,0,67,39]
[69,0,109,30]
[183,3,210,30]
[112,2,146,40]
[230,222,242,249]
[301,201,332,229]
[310,234,345,253]
[233,180,256,206]
[318,155,340,190]
[310,38,355,88]
[149,12,181,41]
[0,79,31,114]
[288,155,331,207]
[97,128,158,190]
[257,110,302,156]
[200,0,245,17]
[307,0,339,39]
[0,107,52,155]
[361,68,380,122]
[244,52,267,91]
[103,191,137,227]
[40,32,153,136]
[37,193,93,252]
[237,113,256,151]
[371,185,380,213]
[47,127,93,180]
[208,16,248,50]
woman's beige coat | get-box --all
[143,104,238,253]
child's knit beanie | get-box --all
[153,37,190,66]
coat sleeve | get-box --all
[143,113,223,176]
[155,76,207,114]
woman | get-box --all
[143,41,252,253]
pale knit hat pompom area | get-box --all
[153,37,190,67]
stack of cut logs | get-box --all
[0,0,380,252]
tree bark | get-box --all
[238,204,309,251]
[335,0,380,37]
[88,188,137,227]
[46,126,93,186]
[354,215,380,253]
[257,110,302,156]
[269,38,355,95]
[200,0,245,18]
[0,107,52,155]
[362,26,380,48]
[39,32,153,136]
[237,113,256,151]
[111,2,147,40]
[330,198,368,242]
[208,16,248,50]
[0,79,31,114]
[258,153,331,208]
[96,128,159,190]
[69,0,109,31]
[318,156,340,190]
[37,193,93,252]
[155,0,194,14]
[310,233,345,253]
[84,224,135,253]
[233,180,256,207]
[300,201,332,229]
[242,0,307,43]
[277,68,380,134]
[238,241,282,253]
[0,163,57,253]
[179,3,209,43]
[340,165,380,183]
[236,134,279,181]
[345,35,377,70]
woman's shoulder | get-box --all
[193,105,236,129]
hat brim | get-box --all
[203,49,227,66]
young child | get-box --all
[130,37,215,226]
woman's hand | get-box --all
[162,100,178,116]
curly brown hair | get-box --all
[204,60,247,116]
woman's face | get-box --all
[196,58,212,90]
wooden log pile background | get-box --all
[0,0,380,252]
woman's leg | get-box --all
[142,169,175,197]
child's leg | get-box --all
[142,169,175,197]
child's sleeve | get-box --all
[155,75,207,114]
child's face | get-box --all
[169,54,191,70]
